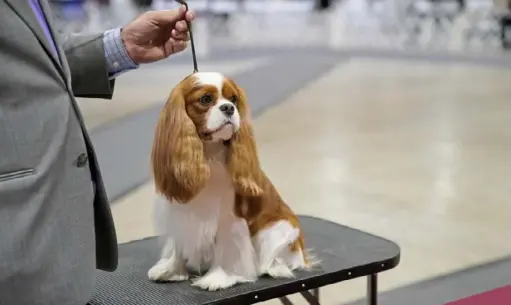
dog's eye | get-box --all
[230,96,238,104]
[200,94,213,105]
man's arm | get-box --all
[103,28,139,79]
[63,29,139,99]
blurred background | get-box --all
[51,0,510,304]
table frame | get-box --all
[278,274,378,305]
[90,216,400,305]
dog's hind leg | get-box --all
[253,220,305,277]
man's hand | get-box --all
[120,6,195,64]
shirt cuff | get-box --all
[103,28,139,79]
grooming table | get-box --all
[89,216,400,305]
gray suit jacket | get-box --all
[0,0,118,304]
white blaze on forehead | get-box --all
[192,72,225,92]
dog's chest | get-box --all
[171,161,234,270]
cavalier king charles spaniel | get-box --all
[147,72,314,291]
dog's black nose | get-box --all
[219,104,235,117]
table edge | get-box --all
[209,251,400,305]
[113,215,401,305]
[298,214,401,252]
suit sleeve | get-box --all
[62,33,116,99]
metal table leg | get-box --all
[367,274,378,305]
[300,290,320,305]
[279,288,321,305]
[312,288,319,301]
[279,296,294,305]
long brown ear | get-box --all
[228,84,264,197]
[151,85,210,203]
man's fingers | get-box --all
[172,41,187,53]
[146,6,195,25]
[164,38,187,56]
[175,20,188,32]
[171,29,189,41]
[185,10,195,22]
[178,5,196,21]
[147,7,186,24]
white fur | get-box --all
[148,187,310,288]
[149,73,312,290]
[211,124,235,141]
[193,72,241,133]
[148,148,258,291]
[194,71,224,89]
[253,220,308,278]
[206,101,240,132]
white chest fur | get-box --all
[153,156,235,272]
[149,145,308,290]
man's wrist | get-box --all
[103,28,139,79]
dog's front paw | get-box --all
[191,268,253,291]
[148,259,189,282]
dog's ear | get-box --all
[151,84,210,203]
[227,81,263,197]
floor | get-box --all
[81,51,510,304]
[60,1,511,304]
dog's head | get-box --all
[151,72,263,203]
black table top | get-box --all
[90,215,400,305]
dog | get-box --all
[147,72,313,291]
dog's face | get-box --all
[179,72,243,142]
[151,72,263,203]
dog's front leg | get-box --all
[148,238,189,282]
[192,216,258,291]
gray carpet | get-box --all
[345,257,511,305]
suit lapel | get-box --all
[38,0,71,81]
[4,0,66,80]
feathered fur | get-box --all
[147,72,315,291]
